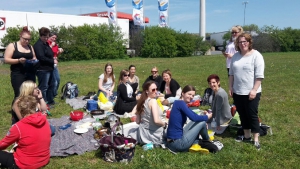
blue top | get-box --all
[166,100,208,140]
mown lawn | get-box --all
[0,52,299,169]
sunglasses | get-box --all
[151,88,157,92]
[231,32,239,34]
[151,71,158,73]
[123,74,129,77]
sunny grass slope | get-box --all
[0,52,299,169]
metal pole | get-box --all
[242,1,248,26]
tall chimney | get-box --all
[200,0,206,40]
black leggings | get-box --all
[0,151,19,169]
[233,93,261,133]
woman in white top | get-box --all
[98,63,115,98]
[128,65,140,94]
[113,69,140,115]
[223,25,243,76]
[229,33,265,150]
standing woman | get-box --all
[128,65,140,94]
[136,81,166,145]
[159,69,181,105]
[223,25,243,76]
[98,63,115,98]
[113,69,140,115]
[229,33,265,150]
[48,32,63,97]
[34,27,57,105]
[4,26,37,102]
[206,74,232,131]
[166,85,212,152]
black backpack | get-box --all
[202,88,214,106]
[61,82,79,100]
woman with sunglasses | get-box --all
[166,85,212,152]
[223,25,243,76]
[229,33,265,150]
[114,69,140,115]
[143,67,163,90]
[4,26,37,105]
[136,81,166,145]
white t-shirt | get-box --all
[225,41,237,68]
[125,83,133,98]
[229,50,265,95]
[99,74,115,91]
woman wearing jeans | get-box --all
[166,85,212,152]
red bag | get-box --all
[187,100,200,107]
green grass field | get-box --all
[0,52,299,169]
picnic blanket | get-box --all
[66,96,87,110]
[48,116,98,157]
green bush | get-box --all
[1,24,127,60]
[141,26,177,58]
[175,31,196,57]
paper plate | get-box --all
[74,128,88,134]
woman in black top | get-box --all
[34,27,57,105]
[159,69,181,105]
[114,69,140,115]
[4,26,37,101]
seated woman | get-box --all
[128,65,140,94]
[166,85,212,152]
[0,95,51,169]
[159,69,181,105]
[143,66,163,90]
[136,81,167,145]
[206,74,232,131]
[114,69,140,115]
[98,63,115,98]
[12,80,48,125]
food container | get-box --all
[70,110,84,121]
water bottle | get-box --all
[211,118,217,132]
[142,142,154,151]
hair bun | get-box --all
[22,26,29,31]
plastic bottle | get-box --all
[142,142,154,151]
[211,118,217,132]
[59,123,71,130]
[93,118,102,130]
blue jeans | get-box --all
[53,66,60,96]
[167,121,209,152]
[36,70,55,104]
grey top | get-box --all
[229,50,265,95]
[127,75,140,92]
[137,98,164,145]
[211,87,232,126]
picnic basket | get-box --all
[98,121,137,163]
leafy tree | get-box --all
[175,31,195,57]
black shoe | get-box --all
[235,135,252,142]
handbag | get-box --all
[99,121,137,163]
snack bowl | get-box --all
[70,110,84,121]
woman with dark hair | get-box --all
[128,65,139,94]
[136,81,166,145]
[223,25,243,76]
[229,33,265,150]
[4,26,37,103]
[98,63,115,98]
[113,69,140,115]
[159,69,181,105]
[48,32,63,97]
[0,95,51,169]
[34,27,56,106]
[166,85,212,152]
[206,74,232,131]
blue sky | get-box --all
[1,0,299,33]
